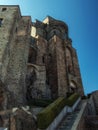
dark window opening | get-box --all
[49,53,52,57]
[0,18,3,27]
[2,8,7,11]
[16,27,17,33]
[70,87,76,93]
[68,65,71,73]
[42,56,45,63]
[46,78,49,85]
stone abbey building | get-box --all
[0,5,84,109]
[1,5,98,130]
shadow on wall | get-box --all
[0,80,7,110]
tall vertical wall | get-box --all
[0,6,19,82]
[0,6,84,107]
[72,48,84,95]
[55,36,68,97]
[47,36,58,98]
[0,6,31,108]
[30,16,84,99]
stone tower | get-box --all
[27,16,84,99]
[0,5,31,109]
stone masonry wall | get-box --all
[55,36,68,97]
[26,64,46,99]
[30,16,84,98]
[72,48,84,95]
[47,36,58,99]
[5,16,31,108]
[35,36,47,65]
[92,91,98,114]
[0,6,21,82]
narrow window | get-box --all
[42,56,45,63]
[0,18,3,27]
[16,27,17,33]
[2,8,7,11]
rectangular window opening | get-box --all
[0,18,3,27]
[2,8,7,11]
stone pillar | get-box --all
[47,36,68,98]
[46,36,59,99]
[55,36,68,97]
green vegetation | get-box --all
[65,93,80,106]
[37,97,66,129]
[37,93,80,129]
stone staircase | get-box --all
[57,102,82,130]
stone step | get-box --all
[57,112,79,130]
[57,101,82,130]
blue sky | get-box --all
[0,0,98,94]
